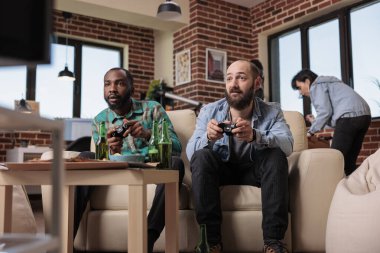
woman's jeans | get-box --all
[332,115,371,175]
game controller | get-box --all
[218,122,236,136]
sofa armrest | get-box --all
[288,148,344,252]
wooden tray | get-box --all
[4,161,155,171]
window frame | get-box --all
[268,0,379,119]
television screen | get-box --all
[0,0,52,66]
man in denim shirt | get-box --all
[187,60,293,253]
[291,69,371,175]
[91,67,184,253]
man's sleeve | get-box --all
[253,109,294,157]
[186,106,211,161]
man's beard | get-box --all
[105,91,131,110]
[225,86,254,110]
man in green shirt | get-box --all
[92,67,184,253]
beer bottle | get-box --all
[195,224,210,253]
[158,118,172,169]
[96,121,109,160]
[148,120,159,163]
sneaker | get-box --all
[209,243,222,253]
[263,240,289,253]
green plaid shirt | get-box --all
[92,98,181,160]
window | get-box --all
[350,1,380,117]
[269,0,380,118]
[270,30,302,112]
[0,38,123,119]
[36,44,74,118]
[308,19,341,116]
[309,19,341,78]
[81,45,121,118]
[0,66,27,109]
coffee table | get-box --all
[0,162,179,253]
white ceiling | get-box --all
[55,0,264,32]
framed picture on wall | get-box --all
[175,49,191,85]
[206,48,227,83]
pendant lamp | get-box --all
[16,98,32,114]
[157,0,182,20]
[58,12,75,81]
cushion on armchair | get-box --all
[326,148,380,253]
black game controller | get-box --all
[111,122,132,138]
[218,122,236,136]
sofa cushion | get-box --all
[283,111,308,152]
[90,183,190,210]
[188,185,262,211]
[326,148,380,253]
[166,109,196,186]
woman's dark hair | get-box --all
[291,69,318,90]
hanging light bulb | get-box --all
[157,0,182,20]
[58,12,75,81]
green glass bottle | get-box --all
[96,121,109,160]
[158,118,172,169]
[195,224,210,253]
[148,120,159,163]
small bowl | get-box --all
[109,154,145,163]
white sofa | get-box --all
[73,109,344,253]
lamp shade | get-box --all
[58,66,75,81]
[157,0,182,20]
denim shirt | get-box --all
[186,97,294,162]
[93,98,181,160]
[309,76,371,134]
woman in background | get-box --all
[291,69,371,176]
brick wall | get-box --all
[173,0,253,108]
[54,10,155,96]
[0,131,52,162]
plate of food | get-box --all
[109,153,146,163]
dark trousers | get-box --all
[332,115,371,176]
[190,148,288,245]
[73,156,185,253]
[147,156,185,235]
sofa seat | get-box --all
[89,184,190,210]
[77,185,290,252]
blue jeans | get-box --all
[190,147,288,245]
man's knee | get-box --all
[190,148,218,173]
[191,148,215,160]
[263,148,288,172]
